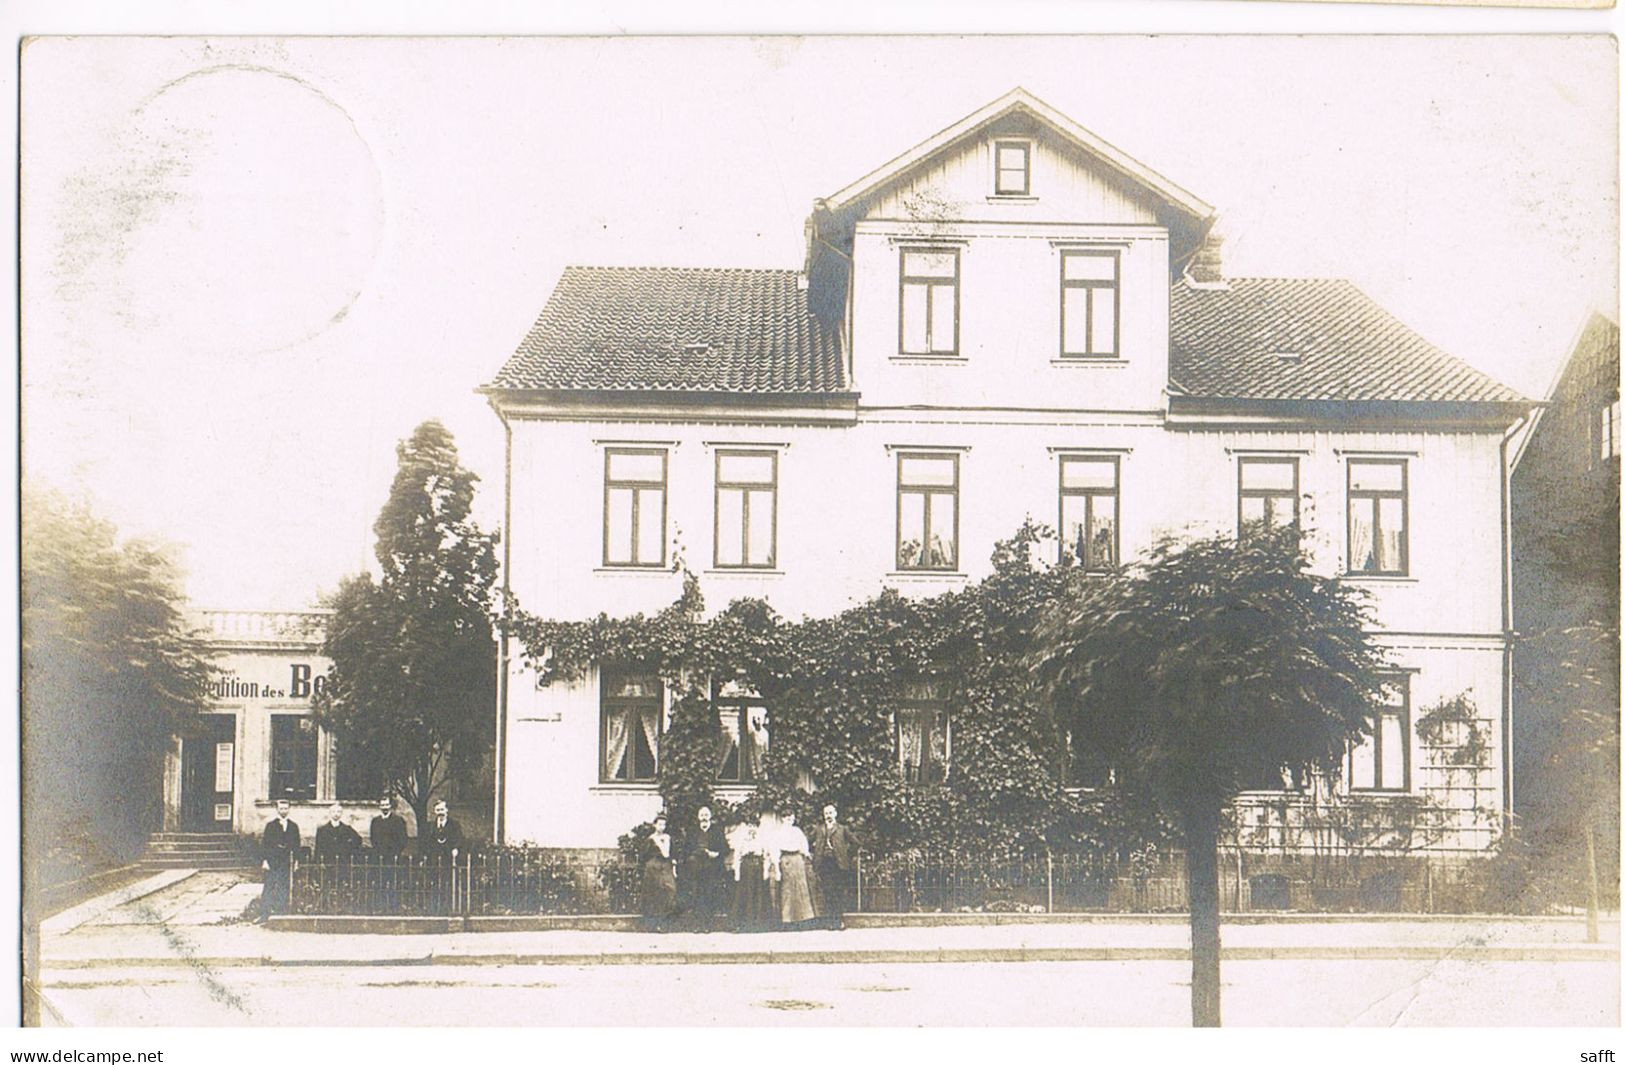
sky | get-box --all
[19,35,1618,608]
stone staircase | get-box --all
[140,832,257,871]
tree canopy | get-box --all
[317,421,500,828]
[22,489,216,880]
[1028,527,1389,1026]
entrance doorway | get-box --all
[181,714,237,831]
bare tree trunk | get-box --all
[1185,804,1223,1027]
[1585,822,1600,944]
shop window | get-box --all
[270,714,318,801]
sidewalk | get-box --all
[39,871,1620,971]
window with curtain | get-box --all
[1347,459,1408,575]
[1350,675,1411,792]
[896,452,960,571]
[715,699,768,784]
[714,450,777,569]
[1059,249,1119,358]
[896,679,950,784]
[899,248,959,356]
[601,671,662,783]
[1061,728,1114,790]
[270,714,318,800]
[1238,456,1299,539]
[603,448,667,567]
[1058,455,1119,571]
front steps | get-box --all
[140,832,257,871]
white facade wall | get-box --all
[498,126,1512,852]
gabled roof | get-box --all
[484,267,1527,411]
[484,266,849,395]
[819,87,1215,228]
[1169,278,1527,405]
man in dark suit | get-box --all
[682,805,728,926]
[421,799,465,915]
[810,803,858,929]
[369,795,410,858]
[368,795,411,914]
[259,799,300,921]
[313,804,363,861]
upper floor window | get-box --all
[1347,459,1408,576]
[899,248,959,356]
[897,678,950,784]
[1600,396,1620,463]
[993,139,1031,196]
[1349,675,1410,792]
[602,670,662,783]
[1238,457,1300,539]
[896,452,959,571]
[1059,454,1119,572]
[714,450,777,569]
[603,448,667,567]
[716,697,769,784]
[1059,249,1119,358]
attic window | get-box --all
[993,139,1031,196]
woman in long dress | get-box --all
[775,809,819,926]
[729,816,779,932]
[638,814,677,929]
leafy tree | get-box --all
[317,421,500,830]
[21,489,216,881]
[1028,528,1387,1026]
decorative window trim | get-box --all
[895,450,961,572]
[1058,247,1121,359]
[1237,455,1301,540]
[1057,452,1121,572]
[897,245,961,357]
[602,447,669,569]
[1345,457,1409,577]
[712,448,779,570]
[599,670,663,784]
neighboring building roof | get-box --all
[819,87,1215,229]
[485,266,849,395]
[485,267,1526,408]
[1169,278,1527,404]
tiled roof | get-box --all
[486,266,849,394]
[486,268,1526,406]
[1169,278,1525,404]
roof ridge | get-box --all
[562,264,800,275]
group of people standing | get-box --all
[637,803,860,931]
[258,795,465,920]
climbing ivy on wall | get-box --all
[507,521,1171,859]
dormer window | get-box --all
[993,139,1031,196]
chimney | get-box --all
[1187,232,1224,285]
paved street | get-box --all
[33,871,1621,1027]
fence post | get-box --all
[855,855,863,913]
[1046,851,1054,914]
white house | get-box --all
[481,89,1531,855]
